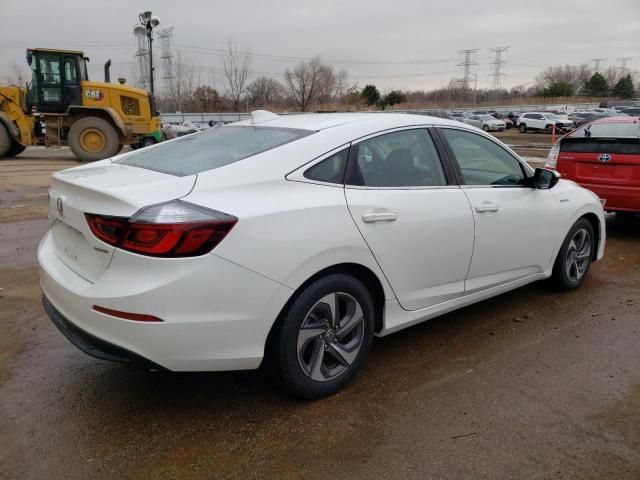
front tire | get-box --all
[0,124,11,158]
[482,125,490,132]
[8,140,26,157]
[68,116,120,162]
[269,274,375,399]
[550,218,595,291]
[519,124,527,133]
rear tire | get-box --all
[550,218,595,291]
[519,124,527,133]
[268,274,375,399]
[0,124,11,158]
[140,136,156,149]
[68,116,120,162]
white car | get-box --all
[518,112,574,133]
[39,111,606,399]
[463,114,506,132]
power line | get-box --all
[489,46,510,89]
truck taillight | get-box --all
[545,140,561,169]
[85,200,237,257]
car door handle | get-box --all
[475,202,500,213]
[362,211,398,223]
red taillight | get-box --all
[93,305,163,322]
[85,200,237,258]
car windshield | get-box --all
[118,126,313,176]
[574,122,640,138]
[479,115,495,121]
[545,114,561,119]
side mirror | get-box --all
[527,168,560,189]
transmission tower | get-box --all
[134,30,150,89]
[158,27,175,95]
[590,58,606,73]
[456,49,479,89]
[489,46,510,89]
[618,56,632,70]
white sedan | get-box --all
[39,111,606,399]
[463,114,506,132]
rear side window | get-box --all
[441,128,526,186]
[119,126,312,176]
[346,129,448,187]
[304,148,349,184]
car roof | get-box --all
[231,112,463,131]
[590,115,640,124]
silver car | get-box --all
[463,114,506,132]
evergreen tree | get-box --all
[611,74,635,99]
[583,73,609,96]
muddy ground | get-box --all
[0,145,639,479]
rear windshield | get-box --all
[569,122,640,139]
[561,138,640,155]
[118,126,312,176]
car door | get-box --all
[469,116,482,128]
[344,128,474,311]
[437,127,559,293]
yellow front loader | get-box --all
[0,48,161,161]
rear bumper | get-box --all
[43,295,165,369]
[576,182,640,212]
[38,230,293,371]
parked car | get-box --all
[463,114,506,131]
[518,112,574,133]
[546,115,640,214]
[450,112,466,123]
[620,107,640,116]
[574,114,609,128]
[491,114,514,129]
[40,111,605,399]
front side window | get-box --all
[347,129,447,187]
[441,128,526,186]
[304,148,349,184]
[38,54,62,102]
[119,126,312,176]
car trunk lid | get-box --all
[48,161,196,282]
[557,137,640,187]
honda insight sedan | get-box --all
[40,111,606,399]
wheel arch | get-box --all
[581,212,601,261]
[67,106,126,139]
[265,262,388,359]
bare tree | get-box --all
[246,76,285,107]
[2,62,30,86]
[221,40,251,111]
[163,52,198,112]
[284,56,335,111]
[535,64,591,93]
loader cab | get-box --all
[26,48,88,114]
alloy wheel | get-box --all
[565,228,591,282]
[296,292,365,382]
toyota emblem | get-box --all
[56,197,64,217]
[598,153,612,163]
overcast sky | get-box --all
[1,0,639,92]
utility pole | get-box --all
[489,46,510,89]
[158,27,175,101]
[457,49,479,90]
[134,11,161,95]
[590,58,606,73]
